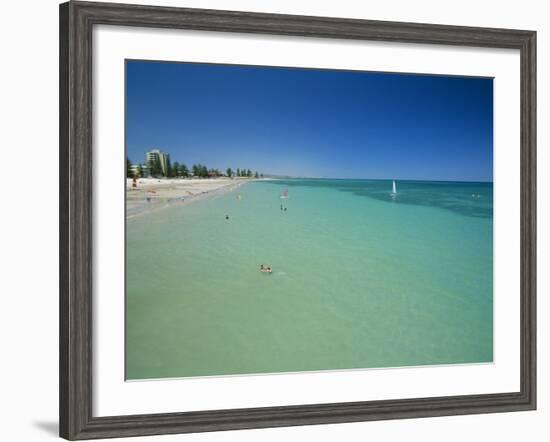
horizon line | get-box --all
[264,176,493,184]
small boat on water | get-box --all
[390,180,397,197]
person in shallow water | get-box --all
[260,265,272,274]
[225,215,229,220]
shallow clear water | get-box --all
[126,179,493,379]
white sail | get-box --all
[392,180,397,195]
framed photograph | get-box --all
[59,1,536,439]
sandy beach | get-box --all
[126,177,251,217]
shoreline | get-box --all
[126,177,257,218]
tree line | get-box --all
[127,157,261,179]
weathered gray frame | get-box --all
[59,1,536,439]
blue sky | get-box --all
[126,60,493,182]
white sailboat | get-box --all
[390,180,397,197]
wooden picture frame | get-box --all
[59,1,536,439]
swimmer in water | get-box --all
[225,215,229,220]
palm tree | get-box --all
[166,157,173,177]
[181,163,189,177]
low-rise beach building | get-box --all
[130,164,149,177]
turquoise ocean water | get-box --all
[126,179,493,379]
